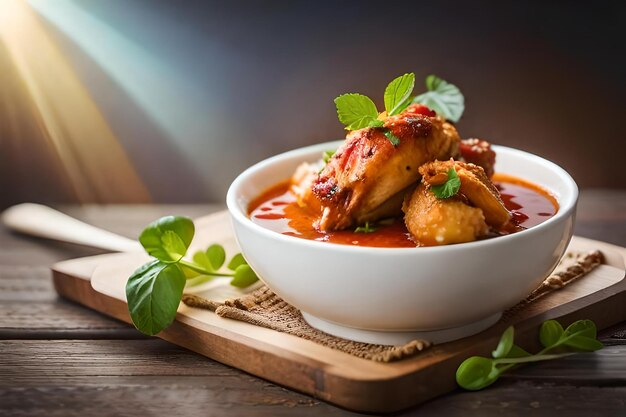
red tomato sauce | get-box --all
[248,174,558,248]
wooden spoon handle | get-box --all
[1,203,142,252]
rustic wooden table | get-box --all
[1,191,625,417]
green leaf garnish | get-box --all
[384,73,415,116]
[334,93,382,130]
[456,356,500,391]
[383,129,400,146]
[539,319,564,347]
[227,253,247,271]
[127,216,259,335]
[491,326,514,359]
[333,83,397,145]
[413,75,465,122]
[333,73,464,147]
[431,168,461,199]
[322,150,335,164]
[126,260,186,335]
[205,244,226,270]
[561,320,604,351]
[230,264,259,288]
[456,319,603,391]
[139,216,195,263]
[354,222,378,233]
[192,250,213,272]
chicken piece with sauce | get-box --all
[459,138,496,178]
[311,104,460,231]
[403,160,512,245]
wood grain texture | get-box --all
[0,340,348,417]
[0,199,625,416]
[1,340,625,417]
[0,205,217,338]
[50,212,626,412]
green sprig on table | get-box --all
[456,319,604,391]
[125,215,259,336]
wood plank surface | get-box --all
[0,205,217,338]
[1,196,625,416]
[1,340,625,417]
[50,223,626,412]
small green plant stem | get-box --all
[178,260,235,277]
[185,275,214,287]
[495,353,572,366]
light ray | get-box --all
[0,0,150,203]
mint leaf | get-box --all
[455,356,500,391]
[539,320,564,348]
[431,168,461,199]
[322,150,335,164]
[506,344,532,358]
[126,260,186,335]
[384,73,415,116]
[192,250,213,272]
[230,264,259,288]
[205,244,226,270]
[383,129,400,146]
[355,222,378,233]
[564,320,597,340]
[492,326,514,359]
[563,336,604,352]
[413,75,465,122]
[227,253,247,271]
[334,93,380,130]
[139,216,194,263]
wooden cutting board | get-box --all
[52,211,626,413]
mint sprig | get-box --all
[334,73,417,145]
[334,94,383,131]
[431,168,461,199]
[126,215,259,335]
[384,73,415,116]
[413,75,464,122]
[456,319,603,391]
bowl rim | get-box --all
[226,141,578,254]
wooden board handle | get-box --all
[1,203,142,252]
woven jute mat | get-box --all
[182,250,603,362]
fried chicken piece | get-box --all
[290,162,321,212]
[459,138,496,178]
[403,183,488,245]
[419,160,511,228]
[312,109,460,231]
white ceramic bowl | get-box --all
[227,142,578,345]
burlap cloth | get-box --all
[182,250,603,362]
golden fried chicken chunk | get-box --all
[312,106,460,231]
[403,183,488,245]
[419,160,511,228]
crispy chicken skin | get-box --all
[312,107,460,231]
[403,183,488,245]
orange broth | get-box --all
[248,174,558,248]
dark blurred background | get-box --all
[1,0,624,208]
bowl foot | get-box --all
[301,312,502,346]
